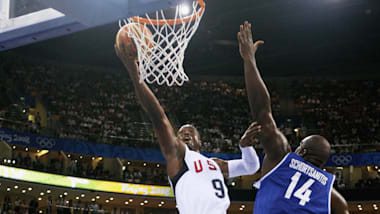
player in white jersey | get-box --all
[115,41,261,214]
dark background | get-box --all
[5,0,380,78]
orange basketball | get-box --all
[116,23,153,55]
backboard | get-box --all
[0,0,184,51]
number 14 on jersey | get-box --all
[284,172,315,206]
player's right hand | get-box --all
[240,121,262,147]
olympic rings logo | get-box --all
[331,155,352,165]
[36,137,56,149]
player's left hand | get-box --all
[238,21,264,62]
[240,121,261,147]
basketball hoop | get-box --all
[120,0,205,86]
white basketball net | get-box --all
[120,0,205,86]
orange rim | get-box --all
[131,0,205,26]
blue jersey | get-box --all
[253,152,335,214]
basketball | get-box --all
[115,23,153,55]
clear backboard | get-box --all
[0,0,183,51]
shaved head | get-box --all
[295,135,331,168]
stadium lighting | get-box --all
[180,4,191,16]
[37,150,49,157]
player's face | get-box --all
[178,125,201,151]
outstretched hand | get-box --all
[114,41,139,77]
[238,21,264,62]
[240,121,262,147]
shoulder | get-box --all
[331,188,349,214]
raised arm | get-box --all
[115,42,184,178]
[238,21,290,174]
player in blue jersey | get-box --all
[237,21,349,214]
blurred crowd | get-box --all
[0,56,379,155]
[0,195,107,214]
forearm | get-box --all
[128,66,166,124]
[228,146,260,178]
[244,59,272,122]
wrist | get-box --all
[244,58,256,66]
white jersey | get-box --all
[169,146,230,214]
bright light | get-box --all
[81,194,85,198]
[157,164,160,168]
[37,150,49,157]
[64,192,68,196]
[91,198,95,202]
[76,197,79,200]
[22,190,26,193]
[6,187,11,191]
[129,199,133,202]
[46,189,51,194]
[144,200,148,203]
[38,198,42,201]
[110,197,114,201]
[40,192,44,196]
[28,187,32,191]
[25,147,29,152]
[14,185,18,189]
[96,196,100,199]
[105,200,109,203]
[125,201,129,205]
[180,4,191,16]
[158,204,162,207]
[143,163,147,167]
[140,202,144,206]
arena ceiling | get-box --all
[5,0,380,78]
